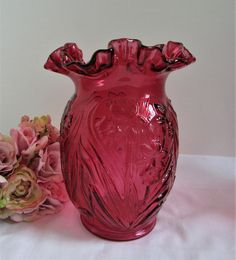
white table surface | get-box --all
[0,154,235,260]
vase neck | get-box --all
[70,68,169,97]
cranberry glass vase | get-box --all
[44,38,195,241]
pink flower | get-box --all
[39,181,68,202]
[9,198,64,222]
[0,134,17,173]
[38,142,62,180]
[47,124,60,144]
[6,179,68,222]
[19,115,33,129]
[19,115,51,134]
[32,115,51,134]
[28,150,44,173]
[0,114,67,222]
[10,126,37,155]
[0,166,48,220]
[21,135,48,158]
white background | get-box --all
[0,0,235,157]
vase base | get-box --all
[80,215,157,241]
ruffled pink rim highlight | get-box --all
[44,38,196,77]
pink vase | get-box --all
[44,38,195,241]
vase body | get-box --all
[44,39,195,241]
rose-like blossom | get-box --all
[38,142,62,181]
[39,181,68,202]
[10,126,37,155]
[32,115,51,134]
[11,115,52,158]
[0,134,17,174]
[9,197,64,222]
[21,135,48,159]
[19,115,51,134]
[19,115,33,128]
[0,114,67,222]
[0,166,48,220]
[28,150,44,173]
[19,115,59,144]
[47,124,60,144]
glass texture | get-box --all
[44,38,195,241]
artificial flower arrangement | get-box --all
[0,115,68,222]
